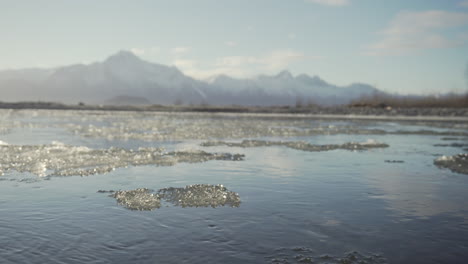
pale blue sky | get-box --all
[1,0,467,94]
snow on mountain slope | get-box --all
[0,51,379,106]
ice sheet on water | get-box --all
[112,188,161,211]
[66,117,468,142]
[158,184,241,208]
[1,109,467,141]
[201,139,389,152]
[0,142,244,177]
[434,143,468,148]
[108,184,241,210]
[434,154,468,175]
[268,248,387,264]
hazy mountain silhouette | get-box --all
[0,51,379,106]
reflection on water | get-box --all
[0,109,468,263]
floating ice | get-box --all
[384,160,404,163]
[268,248,387,264]
[1,109,466,141]
[201,139,389,152]
[112,188,161,211]
[0,143,244,177]
[434,143,468,148]
[107,184,241,210]
[434,154,468,175]
[158,184,241,208]
[68,119,468,142]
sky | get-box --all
[1,0,468,94]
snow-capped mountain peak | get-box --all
[0,51,381,106]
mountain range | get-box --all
[0,51,380,106]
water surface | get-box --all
[1,109,467,263]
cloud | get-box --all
[460,0,468,7]
[225,41,238,47]
[288,33,296,39]
[130,46,160,56]
[366,10,468,55]
[173,59,197,69]
[130,48,145,56]
[149,46,161,54]
[174,49,307,79]
[171,46,191,55]
[215,50,305,71]
[305,0,349,6]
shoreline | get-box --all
[1,101,468,120]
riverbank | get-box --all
[1,101,468,117]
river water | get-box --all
[0,109,467,264]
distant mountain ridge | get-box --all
[0,51,380,106]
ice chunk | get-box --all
[108,184,241,210]
[201,139,389,152]
[434,153,468,175]
[0,143,244,178]
[269,248,387,264]
[158,184,241,208]
[112,188,161,211]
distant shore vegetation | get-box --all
[0,92,467,117]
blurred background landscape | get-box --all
[1,0,467,110]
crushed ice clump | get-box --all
[268,249,387,264]
[158,184,241,208]
[107,184,241,210]
[201,139,389,152]
[0,143,244,177]
[112,188,161,211]
[434,154,468,175]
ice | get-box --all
[68,119,468,142]
[201,139,389,152]
[434,154,468,175]
[0,143,244,178]
[268,248,387,264]
[112,188,161,211]
[434,143,468,148]
[61,111,468,142]
[384,160,404,163]
[1,109,467,142]
[107,184,241,210]
[158,184,241,208]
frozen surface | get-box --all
[0,141,243,177]
[111,188,161,211]
[434,154,468,175]
[201,139,388,152]
[1,109,468,264]
[158,184,241,208]
[108,184,241,211]
[268,249,387,264]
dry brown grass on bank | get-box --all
[349,93,468,108]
